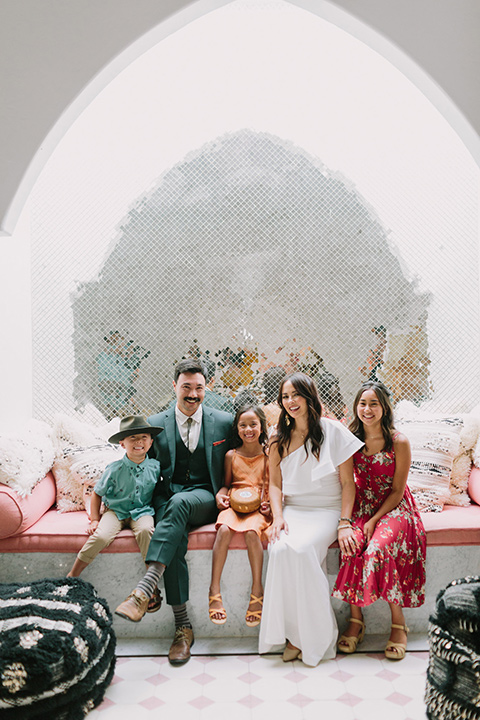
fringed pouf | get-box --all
[426,575,480,720]
[0,577,116,719]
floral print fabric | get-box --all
[332,447,426,607]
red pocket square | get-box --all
[213,439,226,446]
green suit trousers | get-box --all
[145,486,217,605]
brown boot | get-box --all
[168,626,194,665]
[115,589,149,622]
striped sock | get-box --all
[172,603,191,629]
[136,562,164,598]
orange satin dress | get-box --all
[215,450,271,538]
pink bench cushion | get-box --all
[0,512,254,553]
[421,504,480,545]
[2,505,480,552]
[0,473,56,539]
[1,466,480,552]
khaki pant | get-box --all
[78,509,154,564]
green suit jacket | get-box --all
[148,405,233,508]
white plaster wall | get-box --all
[0,201,32,426]
[1,0,480,235]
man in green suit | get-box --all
[115,358,232,664]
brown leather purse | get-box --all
[229,455,267,514]
[229,486,261,513]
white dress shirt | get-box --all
[175,405,203,452]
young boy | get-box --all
[67,415,163,610]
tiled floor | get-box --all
[89,650,429,720]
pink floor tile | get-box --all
[288,693,314,707]
[377,668,400,681]
[238,671,262,683]
[284,669,307,682]
[146,673,170,685]
[189,696,214,709]
[337,692,363,707]
[192,672,215,685]
[387,691,413,706]
[139,697,165,710]
[330,669,354,682]
[238,694,264,708]
[92,652,429,716]
[196,656,218,665]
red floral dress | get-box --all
[332,443,426,607]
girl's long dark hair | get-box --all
[273,373,324,460]
[232,404,268,452]
[348,380,395,452]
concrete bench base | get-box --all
[2,545,478,641]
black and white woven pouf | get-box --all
[425,575,480,720]
[0,577,116,719]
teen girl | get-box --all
[332,380,426,660]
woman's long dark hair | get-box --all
[232,404,268,452]
[273,373,324,460]
[348,380,395,452]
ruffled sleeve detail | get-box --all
[280,419,363,495]
[323,418,364,467]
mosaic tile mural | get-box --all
[65,130,429,420]
[31,128,478,421]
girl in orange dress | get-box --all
[208,404,271,627]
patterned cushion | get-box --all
[0,578,116,719]
[0,422,55,497]
[426,575,480,719]
[52,444,123,514]
[51,415,123,514]
[397,417,462,512]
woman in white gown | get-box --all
[258,373,363,666]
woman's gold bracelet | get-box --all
[337,524,353,531]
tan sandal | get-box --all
[208,593,227,625]
[337,617,365,654]
[385,623,409,660]
[245,594,263,627]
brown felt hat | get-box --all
[108,415,163,444]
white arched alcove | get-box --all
[2,0,480,237]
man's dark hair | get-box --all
[174,358,207,382]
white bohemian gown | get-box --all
[258,418,363,666]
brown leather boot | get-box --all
[168,626,194,665]
[115,589,149,622]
